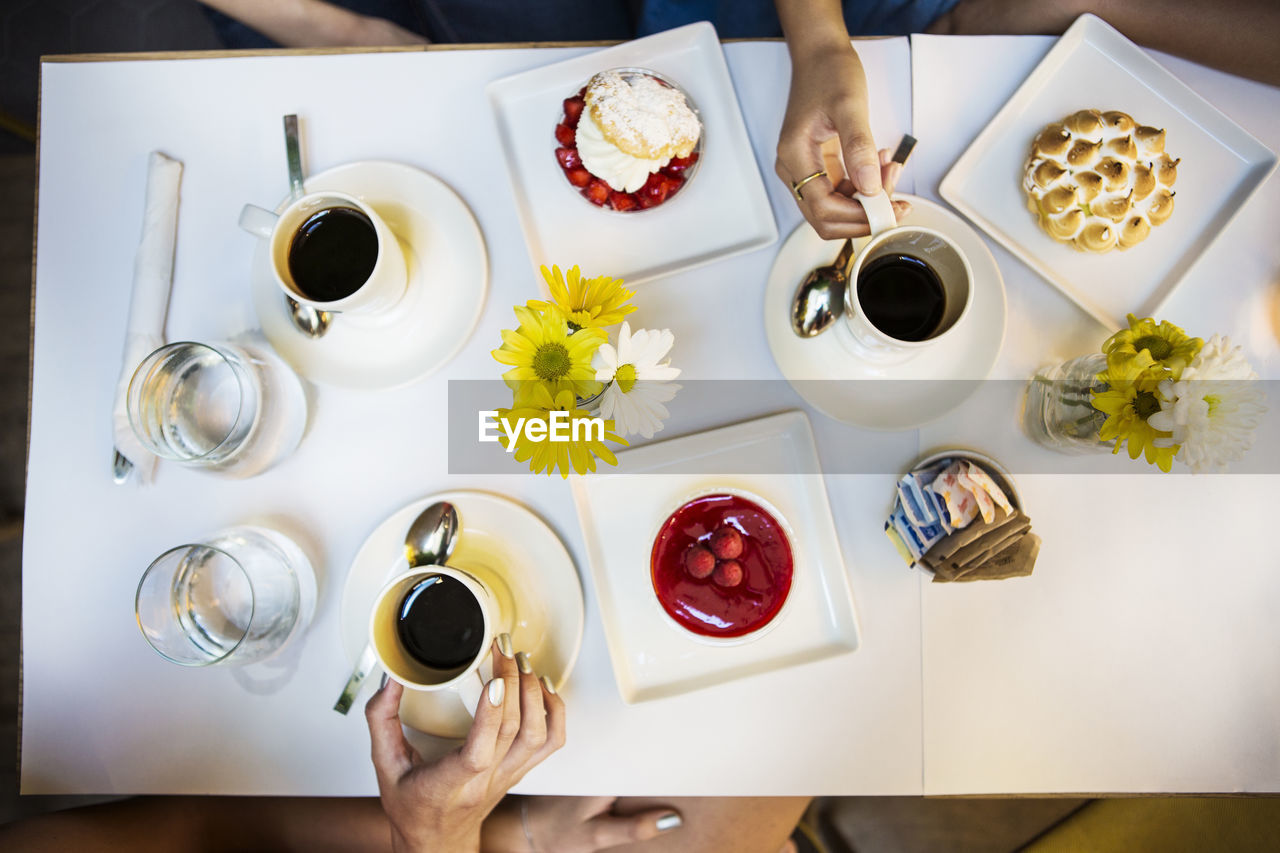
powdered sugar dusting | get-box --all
[583,70,701,161]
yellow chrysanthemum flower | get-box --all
[1091,351,1179,472]
[528,264,636,330]
[491,304,605,400]
[1102,314,1202,380]
[497,386,627,478]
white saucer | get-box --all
[250,161,487,390]
[764,194,1007,430]
[339,491,584,739]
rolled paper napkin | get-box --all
[111,151,183,483]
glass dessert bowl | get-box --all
[553,67,703,213]
[649,489,794,644]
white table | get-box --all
[23,35,1280,796]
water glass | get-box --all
[135,525,316,667]
[127,340,307,477]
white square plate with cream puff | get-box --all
[940,14,1276,330]
[487,22,777,285]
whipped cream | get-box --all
[576,108,668,193]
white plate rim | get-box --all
[338,490,585,737]
[484,22,778,285]
[764,193,1008,430]
[570,410,860,703]
[939,13,1278,331]
[250,159,488,389]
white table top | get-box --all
[23,34,1280,796]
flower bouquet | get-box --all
[1024,315,1265,472]
[490,265,680,477]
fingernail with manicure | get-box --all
[497,633,514,658]
[857,165,882,194]
[540,675,556,695]
[656,813,682,832]
[487,678,505,706]
[516,651,533,674]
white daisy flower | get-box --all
[593,322,681,438]
[1148,335,1266,473]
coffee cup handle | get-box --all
[238,204,278,239]
[452,656,494,718]
[855,191,898,237]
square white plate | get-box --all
[939,14,1277,330]
[570,411,859,703]
[486,22,778,285]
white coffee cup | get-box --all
[839,193,973,362]
[369,566,497,715]
[239,190,407,316]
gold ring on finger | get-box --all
[790,170,827,202]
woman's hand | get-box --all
[366,638,565,853]
[506,795,683,852]
[774,9,910,239]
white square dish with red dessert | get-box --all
[570,410,860,704]
[487,22,777,285]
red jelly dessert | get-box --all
[651,493,793,639]
[553,72,701,213]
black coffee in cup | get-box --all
[287,206,378,302]
[856,253,947,342]
[396,575,485,670]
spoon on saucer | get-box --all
[790,134,918,339]
[332,501,460,715]
[282,115,333,339]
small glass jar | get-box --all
[1021,353,1114,454]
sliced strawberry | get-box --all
[566,167,592,188]
[664,152,699,175]
[554,123,576,147]
[562,96,585,128]
[662,174,685,196]
[585,179,610,206]
[555,147,581,170]
[635,191,661,209]
[640,171,670,204]
[609,191,638,212]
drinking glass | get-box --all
[135,525,317,666]
[127,340,307,477]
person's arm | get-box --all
[199,0,426,47]
[774,0,909,239]
[368,640,565,852]
[480,796,684,852]
[928,0,1280,87]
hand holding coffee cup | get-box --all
[840,191,973,362]
[370,566,509,715]
[239,190,407,316]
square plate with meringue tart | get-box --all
[487,22,777,286]
[940,13,1276,330]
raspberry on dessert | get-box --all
[710,526,743,560]
[563,96,585,129]
[554,123,576,148]
[713,559,744,588]
[684,544,715,579]
[585,179,611,206]
[609,191,638,211]
[555,147,582,171]
[566,168,592,188]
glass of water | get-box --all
[126,341,307,477]
[135,526,317,667]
